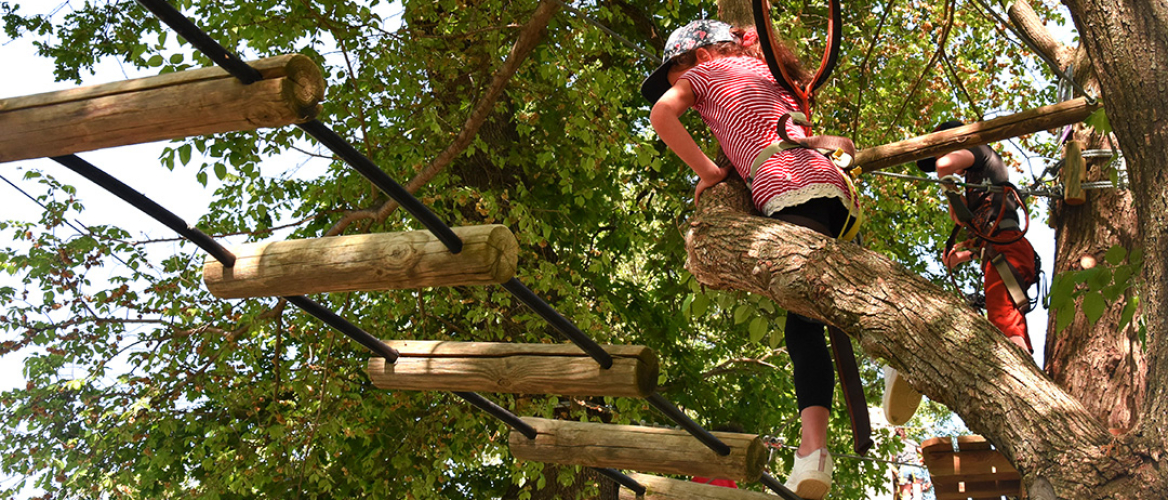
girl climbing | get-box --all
[642,19,860,500]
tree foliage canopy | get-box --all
[0,0,1098,498]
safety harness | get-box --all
[750,0,872,457]
[749,0,863,242]
[940,177,1037,312]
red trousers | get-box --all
[980,231,1036,351]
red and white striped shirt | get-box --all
[681,56,856,215]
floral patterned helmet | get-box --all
[641,20,737,104]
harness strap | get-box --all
[984,246,1032,313]
[829,326,874,456]
[751,0,842,121]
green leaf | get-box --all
[1129,248,1144,266]
[758,300,775,314]
[1112,265,1135,289]
[1104,245,1126,266]
[1084,107,1112,136]
[1117,295,1139,332]
[1055,305,1076,333]
[1082,291,1106,325]
[1046,273,1077,309]
[1087,267,1112,292]
[214,163,227,181]
[749,317,767,343]
[691,293,709,318]
[178,144,192,166]
[146,54,163,67]
[733,304,751,325]
[1101,283,1125,303]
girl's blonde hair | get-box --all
[671,27,812,90]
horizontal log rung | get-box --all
[617,473,777,499]
[368,341,658,398]
[510,417,766,482]
[0,54,325,163]
[204,225,519,298]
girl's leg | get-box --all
[798,406,830,455]
[784,311,834,455]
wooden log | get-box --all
[616,473,774,500]
[1063,139,1087,205]
[203,225,518,299]
[509,417,766,482]
[0,54,324,163]
[367,341,658,397]
[855,97,1099,173]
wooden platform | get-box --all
[921,435,1023,499]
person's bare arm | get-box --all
[649,80,728,202]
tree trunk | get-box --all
[1059,0,1168,493]
[682,177,1164,497]
[1008,0,1150,435]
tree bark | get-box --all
[682,177,1161,497]
[1010,0,1150,434]
[1061,0,1168,492]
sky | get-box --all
[1,0,1068,496]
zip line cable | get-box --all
[869,170,1125,198]
[550,0,657,62]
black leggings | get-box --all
[771,197,847,411]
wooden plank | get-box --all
[921,436,1023,499]
[934,478,1023,499]
[203,225,518,298]
[0,54,324,163]
[510,417,766,482]
[923,449,1016,477]
[1063,140,1087,205]
[367,341,658,397]
[617,473,773,500]
[855,97,1099,173]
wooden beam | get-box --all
[509,417,766,482]
[617,473,774,499]
[367,341,658,397]
[1063,140,1087,205]
[0,54,324,163]
[855,97,1099,173]
[203,225,518,299]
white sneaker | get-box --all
[882,365,922,426]
[784,448,833,499]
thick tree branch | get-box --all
[682,178,1136,496]
[1007,0,1069,66]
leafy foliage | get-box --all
[0,0,1072,498]
[1047,244,1144,341]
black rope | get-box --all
[646,393,731,456]
[297,120,464,254]
[134,0,263,84]
[501,278,613,369]
[760,472,803,500]
[594,468,646,495]
[284,295,400,361]
[49,155,237,267]
[453,392,539,439]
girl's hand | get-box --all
[694,165,730,204]
[942,247,974,269]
